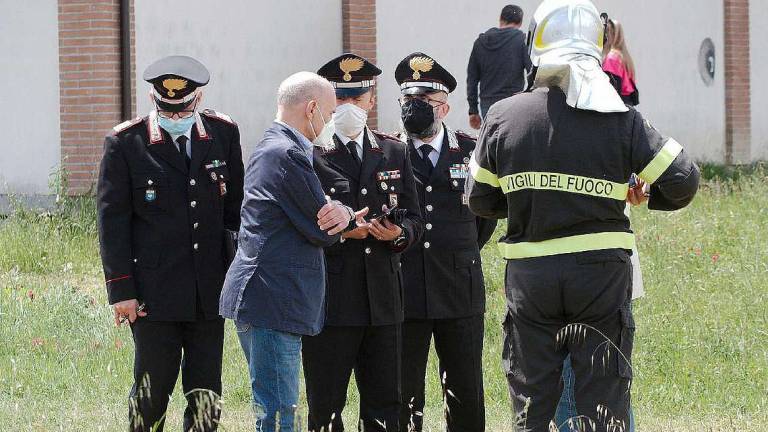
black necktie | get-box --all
[420,145,434,175]
[177,136,191,169]
[347,141,361,167]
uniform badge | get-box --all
[462,193,468,205]
[339,57,364,82]
[205,160,227,169]
[219,181,227,196]
[145,188,156,202]
[381,182,388,191]
[449,164,469,179]
[376,170,401,180]
[389,193,398,208]
[409,56,434,80]
[162,78,187,97]
[463,157,470,164]
[210,171,218,182]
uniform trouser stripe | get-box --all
[499,232,636,259]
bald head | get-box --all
[277,72,334,108]
[275,71,336,142]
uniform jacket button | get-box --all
[426,204,433,212]
[193,243,199,250]
[193,222,199,230]
[190,201,197,208]
[147,179,154,186]
[190,179,196,186]
[365,247,372,254]
[330,187,336,194]
[426,223,433,230]
[424,242,431,249]
[361,188,368,195]
[426,185,433,192]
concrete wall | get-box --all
[0,1,61,195]
[750,0,767,160]
[134,0,343,157]
[377,0,726,162]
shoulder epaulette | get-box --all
[201,109,236,125]
[455,129,477,140]
[372,129,406,144]
[111,116,144,134]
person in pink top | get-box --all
[603,19,640,106]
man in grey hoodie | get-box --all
[467,5,532,129]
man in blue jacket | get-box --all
[219,71,365,432]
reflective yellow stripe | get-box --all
[638,138,683,184]
[499,232,636,259]
[469,155,500,188]
[499,172,629,201]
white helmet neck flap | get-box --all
[527,0,628,113]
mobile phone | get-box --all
[367,205,398,223]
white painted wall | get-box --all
[135,0,343,157]
[0,0,61,195]
[750,0,767,160]
[377,0,726,162]
[601,0,725,162]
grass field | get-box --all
[1,168,766,431]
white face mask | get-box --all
[333,103,368,139]
[309,103,336,148]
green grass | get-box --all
[1,170,767,431]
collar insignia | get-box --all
[365,127,381,150]
[447,127,460,151]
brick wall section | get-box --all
[724,0,751,164]
[59,0,135,194]
[342,0,379,130]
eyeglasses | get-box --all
[154,92,199,119]
[397,94,447,107]
[157,110,196,120]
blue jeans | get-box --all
[554,356,636,431]
[236,322,302,432]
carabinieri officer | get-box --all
[97,55,244,432]
[302,53,423,432]
[394,52,497,432]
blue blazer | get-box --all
[219,122,340,335]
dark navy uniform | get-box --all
[97,56,244,432]
[302,54,423,432]
[400,126,496,432]
[467,87,699,430]
[394,53,496,432]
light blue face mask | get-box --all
[158,115,196,135]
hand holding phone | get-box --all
[366,204,398,223]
